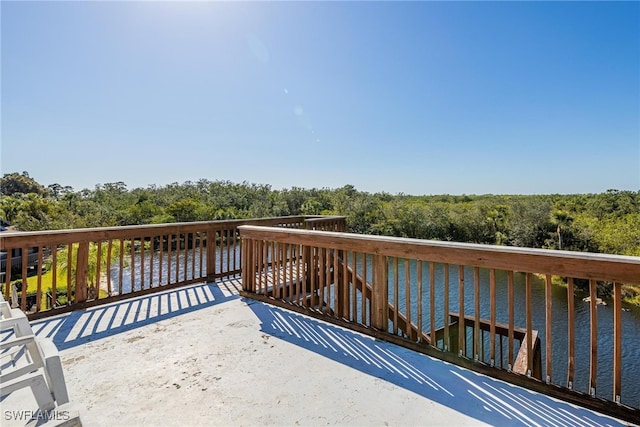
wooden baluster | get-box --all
[319,248,326,310]
[271,241,277,298]
[341,249,349,318]
[249,237,255,292]
[525,273,533,376]
[254,238,259,294]
[167,235,173,285]
[283,243,288,298]
[183,233,188,282]
[417,261,423,343]
[118,240,124,294]
[242,238,251,292]
[149,237,154,286]
[430,262,436,346]
[290,244,296,301]
[226,229,230,276]
[3,249,11,303]
[255,239,261,294]
[545,274,553,384]
[239,229,243,274]
[589,279,598,396]
[191,233,196,281]
[238,230,242,277]
[325,248,331,309]
[458,265,465,357]
[51,248,57,307]
[382,256,389,330]
[75,242,89,303]
[508,271,514,370]
[613,281,622,403]
[474,267,480,361]
[393,257,399,335]
[35,247,43,312]
[176,234,182,284]
[106,240,113,294]
[272,241,278,298]
[312,247,319,308]
[351,252,357,322]
[333,247,339,315]
[157,236,163,285]
[250,237,256,293]
[131,238,137,291]
[95,241,102,299]
[205,230,214,281]
[21,247,28,310]
[265,240,270,295]
[67,244,73,304]
[490,269,496,366]
[296,244,302,304]
[256,240,263,295]
[282,243,291,299]
[241,237,248,291]
[304,244,309,302]
[443,264,450,352]
[232,229,237,273]
[362,253,368,326]
[567,277,575,389]
[405,259,411,338]
[140,237,145,289]
[198,232,204,280]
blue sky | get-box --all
[2,1,639,195]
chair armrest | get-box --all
[0,311,33,336]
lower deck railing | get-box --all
[239,225,640,424]
[0,216,345,319]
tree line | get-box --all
[1,171,639,257]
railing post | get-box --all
[372,254,388,331]
[241,236,253,293]
[75,242,89,304]
[206,227,216,282]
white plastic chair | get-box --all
[0,304,70,407]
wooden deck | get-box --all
[0,279,629,426]
[2,216,639,424]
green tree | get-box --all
[167,198,204,222]
[551,210,573,250]
[0,171,47,196]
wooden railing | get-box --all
[239,225,640,422]
[304,216,347,232]
[0,248,51,273]
[0,216,346,319]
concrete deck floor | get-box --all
[1,279,632,426]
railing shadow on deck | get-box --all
[21,280,241,351]
[247,300,627,427]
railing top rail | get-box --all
[238,225,640,283]
[303,216,347,222]
[0,215,331,248]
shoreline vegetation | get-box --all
[3,172,639,306]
